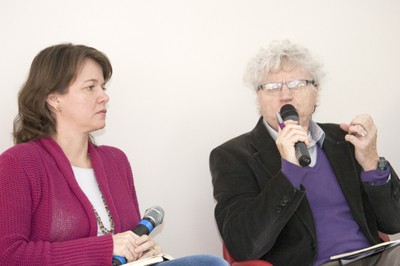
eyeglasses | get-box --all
[258,79,317,93]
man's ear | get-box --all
[46,93,62,111]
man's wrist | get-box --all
[362,156,380,171]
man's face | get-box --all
[257,66,318,131]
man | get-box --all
[210,40,400,265]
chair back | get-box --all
[378,231,390,242]
[222,243,273,266]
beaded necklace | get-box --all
[93,186,115,235]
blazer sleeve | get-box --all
[362,164,400,233]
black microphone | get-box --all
[112,206,165,266]
[279,104,311,167]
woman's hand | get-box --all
[133,234,162,259]
[112,231,139,262]
[112,231,162,262]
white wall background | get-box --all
[1,0,399,259]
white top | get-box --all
[72,166,110,236]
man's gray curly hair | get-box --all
[244,40,325,92]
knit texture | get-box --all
[0,137,141,265]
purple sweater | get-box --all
[283,145,389,265]
[0,137,141,265]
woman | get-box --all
[0,43,227,266]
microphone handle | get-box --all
[112,256,126,266]
[132,219,153,236]
[295,142,311,167]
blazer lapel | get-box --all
[251,118,282,178]
[250,117,317,242]
[320,125,368,228]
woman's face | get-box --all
[51,58,110,135]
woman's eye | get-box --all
[86,85,95,91]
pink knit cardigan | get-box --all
[0,137,141,265]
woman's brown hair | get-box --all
[13,43,113,144]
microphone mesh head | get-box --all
[144,206,165,226]
[280,104,299,122]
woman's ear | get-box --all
[46,93,62,111]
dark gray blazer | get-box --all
[210,117,400,266]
